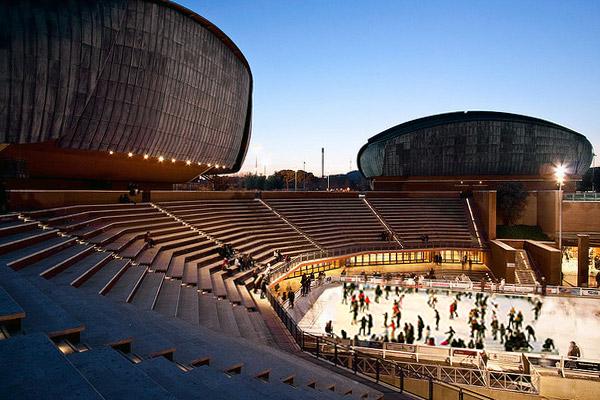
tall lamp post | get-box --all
[555,165,566,272]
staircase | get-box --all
[515,250,538,285]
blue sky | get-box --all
[178,0,600,175]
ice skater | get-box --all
[444,326,456,345]
[514,311,524,330]
[359,316,367,336]
[542,338,555,352]
[389,321,396,338]
[417,316,424,340]
[491,316,499,340]
[532,300,542,320]
[367,314,373,335]
[525,325,536,342]
[434,309,440,330]
[449,300,458,319]
[375,285,382,303]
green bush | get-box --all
[496,225,550,240]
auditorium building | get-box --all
[0,0,252,188]
[358,111,594,191]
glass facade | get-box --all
[288,249,486,278]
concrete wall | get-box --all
[563,201,600,232]
[151,191,256,202]
[539,373,600,400]
[523,240,561,285]
[489,240,517,283]
[497,193,538,226]
[8,190,142,210]
[473,191,497,240]
[536,191,559,238]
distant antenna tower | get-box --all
[321,147,324,178]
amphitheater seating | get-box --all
[157,199,320,299]
[0,248,384,400]
[0,194,500,399]
[265,198,386,249]
[0,213,270,347]
[367,197,477,247]
[158,199,319,261]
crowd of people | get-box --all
[328,282,580,358]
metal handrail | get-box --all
[564,192,600,201]
[265,287,493,400]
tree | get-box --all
[265,174,284,190]
[497,182,529,226]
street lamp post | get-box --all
[555,165,566,278]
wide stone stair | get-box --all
[0,211,388,399]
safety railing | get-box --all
[564,192,600,201]
[335,274,600,299]
[265,287,493,400]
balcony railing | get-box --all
[563,192,600,201]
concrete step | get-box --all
[131,272,165,310]
[120,239,147,259]
[0,333,102,399]
[238,284,258,311]
[215,299,241,337]
[69,253,114,288]
[154,278,181,317]
[2,237,75,270]
[105,265,147,302]
[137,356,231,400]
[51,251,113,286]
[68,347,176,400]
[182,261,199,285]
[40,245,97,279]
[232,305,264,344]
[78,259,129,294]
[0,229,59,255]
[17,243,91,277]
[212,270,228,299]
[247,311,276,347]
[0,285,25,333]
[0,268,84,340]
[225,278,242,304]
[197,292,220,330]
[176,285,199,326]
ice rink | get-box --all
[298,282,600,359]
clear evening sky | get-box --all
[178,0,600,176]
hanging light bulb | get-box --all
[158,156,164,162]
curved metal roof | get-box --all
[156,0,253,171]
[365,111,585,145]
[357,111,592,177]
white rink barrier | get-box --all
[335,275,600,299]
